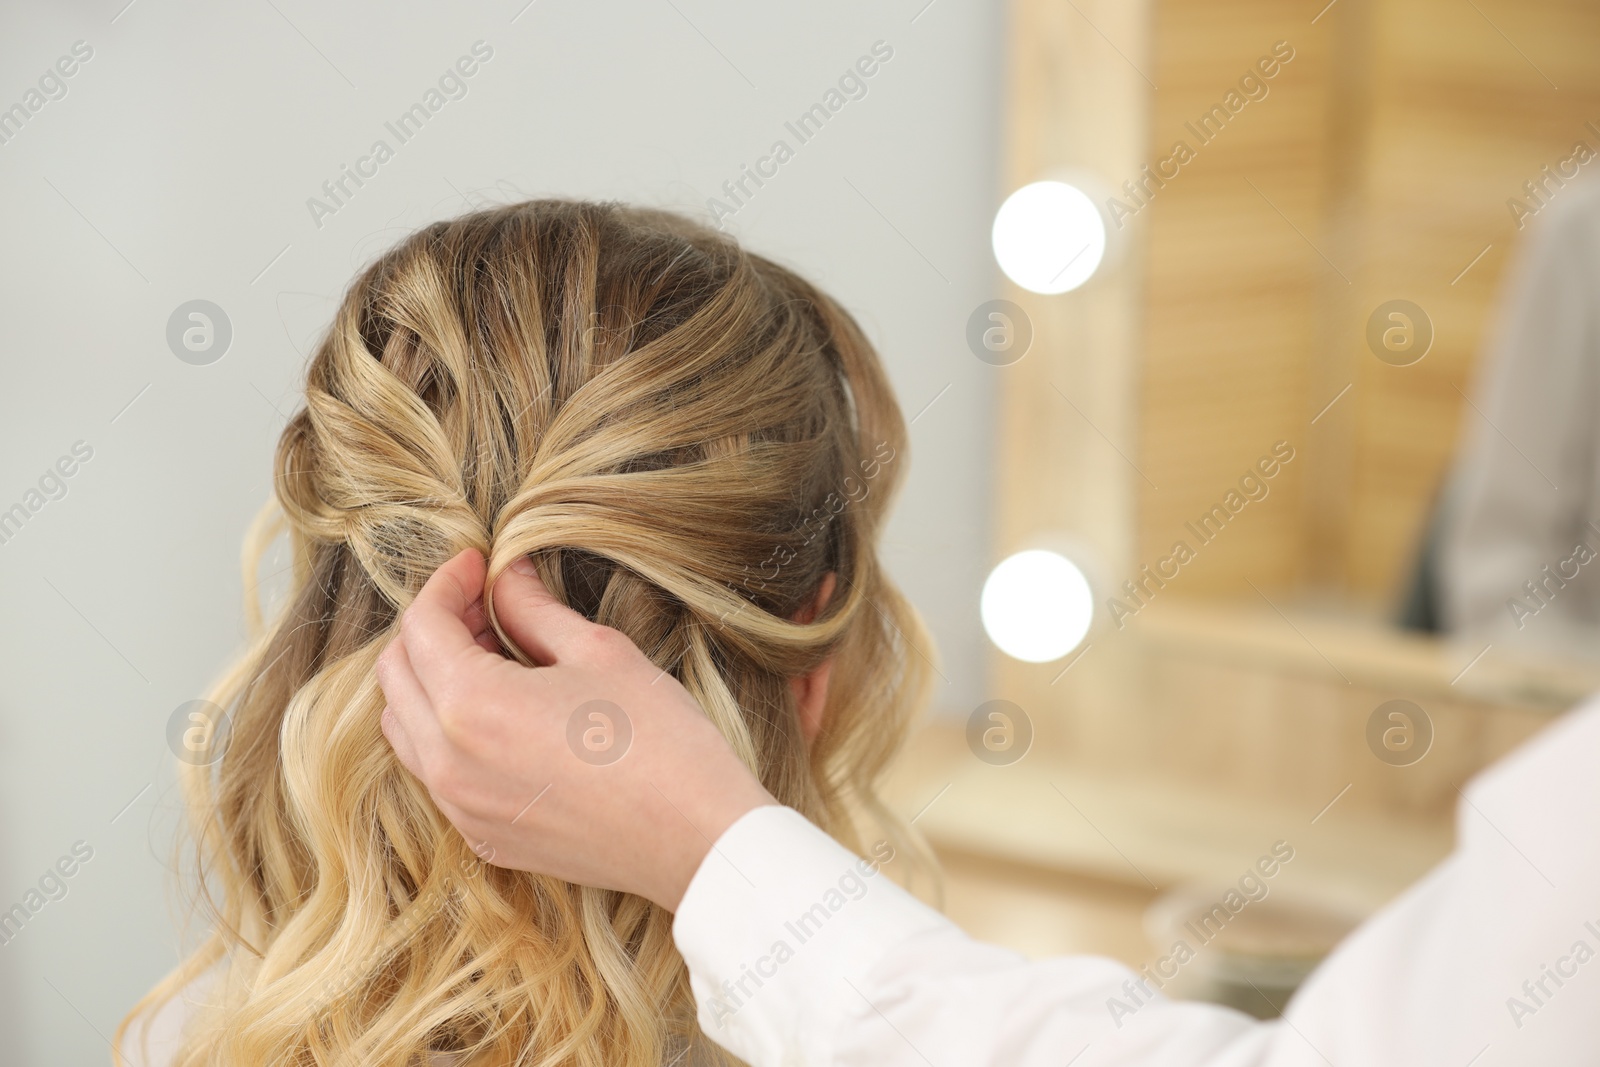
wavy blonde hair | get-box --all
[116,199,934,1066]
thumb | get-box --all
[489,554,593,665]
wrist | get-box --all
[651,775,775,913]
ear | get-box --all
[790,572,837,745]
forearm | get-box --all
[672,806,1280,1067]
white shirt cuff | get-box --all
[671,805,953,1066]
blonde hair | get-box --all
[117,199,934,1066]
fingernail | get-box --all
[511,555,536,577]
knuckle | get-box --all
[429,764,465,806]
[434,696,473,746]
[582,623,628,660]
[375,643,398,686]
[397,603,426,643]
[437,687,500,761]
[427,756,474,809]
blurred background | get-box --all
[886,0,1600,1023]
[2,0,1599,1061]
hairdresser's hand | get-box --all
[376,548,776,912]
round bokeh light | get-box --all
[981,549,1095,663]
[991,180,1108,294]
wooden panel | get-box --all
[1339,0,1600,596]
[1136,1,1331,597]
[1125,601,1566,820]
[885,706,1458,914]
[1138,0,1600,604]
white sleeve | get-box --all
[1277,690,1600,1065]
[673,697,1600,1067]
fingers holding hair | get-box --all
[380,548,495,781]
[399,549,500,695]
[488,554,598,664]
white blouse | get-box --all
[673,694,1600,1066]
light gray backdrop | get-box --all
[0,1,1000,1061]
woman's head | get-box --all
[122,199,933,1066]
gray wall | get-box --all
[0,1,1000,1061]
